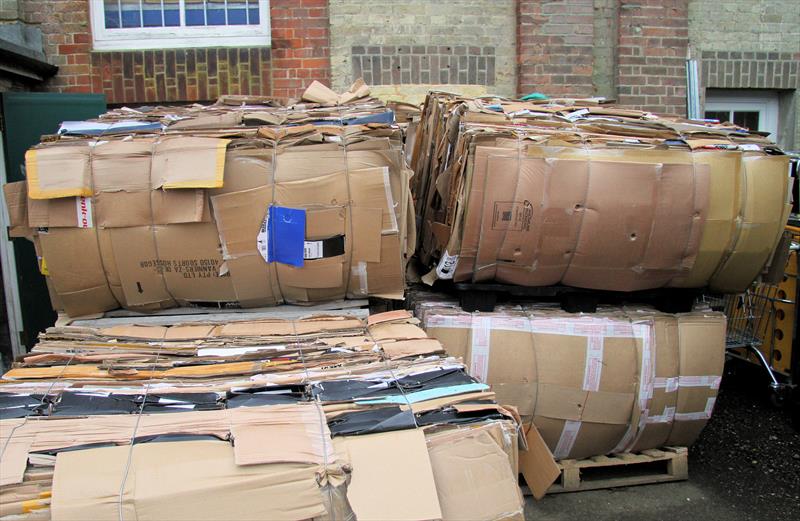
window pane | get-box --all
[704,111,730,123]
[104,0,121,28]
[248,0,259,24]
[206,0,226,25]
[164,0,180,26]
[120,0,142,28]
[733,111,760,131]
[185,0,206,26]
[228,1,248,25]
[142,0,164,27]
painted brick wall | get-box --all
[689,0,800,150]
[17,0,330,103]
[617,0,688,116]
[329,0,516,102]
[517,0,595,98]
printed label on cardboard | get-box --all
[435,250,459,279]
[75,196,93,228]
[304,241,323,260]
[492,200,532,231]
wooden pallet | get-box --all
[523,446,689,495]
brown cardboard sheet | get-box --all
[333,429,442,521]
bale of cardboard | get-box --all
[0,310,551,521]
[3,80,415,318]
[411,92,793,294]
[412,294,726,461]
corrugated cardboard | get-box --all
[413,92,791,294]
[419,303,726,460]
[51,441,327,521]
[334,429,442,521]
[11,88,411,316]
[427,423,525,520]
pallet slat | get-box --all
[522,446,689,495]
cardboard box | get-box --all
[417,302,726,460]
[412,92,791,294]
[6,82,414,317]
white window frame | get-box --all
[90,0,271,51]
[704,89,780,141]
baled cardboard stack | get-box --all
[0,311,531,521]
[412,296,726,460]
[4,81,414,318]
[412,92,792,293]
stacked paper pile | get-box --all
[0,311,527,521]
[411,91,792,293]
[4,80,414,317]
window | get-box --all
[704,89,779,142]
[90,0,270,51]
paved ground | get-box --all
[524,359,800,520]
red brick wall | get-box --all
[20,0,330,104]
[617,0,688,115]
[270,0,331,100]
[517,0,594,98]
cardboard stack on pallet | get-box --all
[0,310,536,521]
[3,80,414,318]
[410,295,726,460]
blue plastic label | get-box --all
[256,206,306,267]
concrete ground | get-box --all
[523,359,800,520]
[525,481,741,521]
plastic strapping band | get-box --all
[268,138,286,304]
[0,353,77,464]
[339,110,356,300]
[291,318,336,521]
[86,136,119,306]
[365,323,419,429]
[145,137,178,306]
[117,342,165,521]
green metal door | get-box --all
[1,92,106,352]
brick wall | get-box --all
[617,0,688,115]
[270,0,330,100]
[517,0,594,98]
[689,0,800,150]
[329,0,516,102]
[17,0,330,103]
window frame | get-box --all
[704,89,779,141]
[89,0,271,51]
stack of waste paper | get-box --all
[409,292,726,461]
[411,91,792,293]
[0,311,532,521]
[3,80,414,318]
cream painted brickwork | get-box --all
[689,0,800,150]
[329,0,516,97]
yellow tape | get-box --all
[38,256,49,276]
[161,139,229,189]
[25,148,92,200]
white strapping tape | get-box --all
[469,315,492,383]
[381,167,399,234]
[674,397,716,421]
[645,406,676,424]
[612,321,654,454]
[351,261,368,296]
[553,420,582,460]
